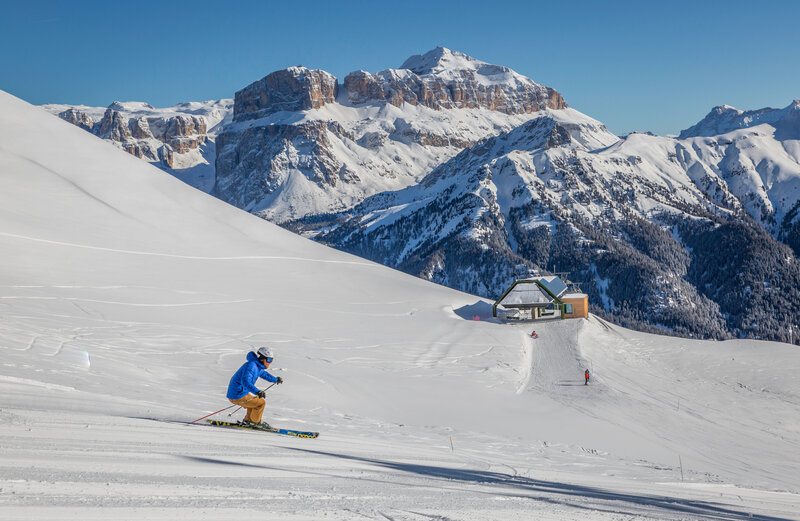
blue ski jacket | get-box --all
[227,351,278,400]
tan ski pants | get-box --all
[229,394,265,423]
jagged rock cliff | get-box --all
[234,67,338,122]
[214,47,568,223]
[344,47,566,114]
[42,100,233,192]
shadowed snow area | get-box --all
[1,90,799,520]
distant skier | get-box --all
[531,330,538,339]
[227,347,283,428]
[584,369,590,385]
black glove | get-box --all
[256,390,266,398]
[276,377,283,385]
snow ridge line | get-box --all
[0,231,375,266]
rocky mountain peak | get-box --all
[343,48,566,114]
[465,116,575,159]
[108,101,156,112]
[679,100,800,139]
[400,47,481,75]
[233,66,338,123]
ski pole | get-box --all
[190,404,240,424]
[227,382,277,417]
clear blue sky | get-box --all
[2,0,798,136]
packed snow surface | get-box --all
[1,90,799,520]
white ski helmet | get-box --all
[256,347,274,360]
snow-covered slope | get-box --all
[677,100,800,234]
[42,98,233,193]
[2,90,799,519]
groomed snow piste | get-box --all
[1,90,799,520]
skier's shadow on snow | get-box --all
[557,380,587,387]
[275,447,790,521]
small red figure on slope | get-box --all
[584,369,590,385]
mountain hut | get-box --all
[492,276,588,320]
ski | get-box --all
[205,419,319,438]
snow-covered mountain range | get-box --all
[42,98,233,193]
[3,88,799,520]
[214,47,566,222]
[301,105,800,342]
[42,48,800,343]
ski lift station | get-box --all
[492,276,588,321]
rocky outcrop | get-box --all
[215,120,360,219]
[162,115,208,155]
[47,101,231,176]
[122,141,159,161]
[233,67,338,122]
[58,108,95,132]
[97,109,132,142]
[92,108,209,167]
[341,70,385,105]
[343,48,566,114]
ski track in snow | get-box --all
[0,295,254,307]
[3,316,799,520]
[0,230,377,266]
[1,407,796,521]
[515,330,534,394]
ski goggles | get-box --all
[264,357,273,363]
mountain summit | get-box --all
[680,100,800,139]
[215,48,568,222]
[401,47,480,74]
[344,47,566,114]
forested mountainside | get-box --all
[295,109,800,343]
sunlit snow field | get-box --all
[1,90,799,520]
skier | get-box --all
[584,369,590,385]
[227,347,283,428]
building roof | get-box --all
[536,276,568,298]
[493,276,584,318]
[499,283,554,307]
[494,276,570,310]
